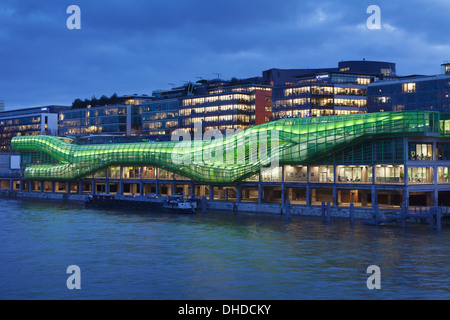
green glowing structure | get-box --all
[11,111,446,185]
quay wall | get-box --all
[0,189,390,220]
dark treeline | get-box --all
[72,93,121,108]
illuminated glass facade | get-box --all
[141,99,180,141]
[272,72,375,119]
[0,106,69,151]
[11,111,445,184]
[58,104,130,136]
[179,85,272,136]
[368,74,450,113]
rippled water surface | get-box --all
[0,199,449,299]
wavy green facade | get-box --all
[11,111,445,185]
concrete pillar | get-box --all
[209,185,214,201]
[190,182,195,198]
[372,166,376,185]
[433,165,438,206]
[236,185,242,203]
[281,183,285,205]
[433,188,438,207]
[332,186,338,207]
[349,203,355,225]
[371,186,377,209]
[404,165,408,186]
[306,185,311,206]
[78,181,83,195]
[40,181,44,193]
[19,180,23,192]
[105,181,110,195]
[361,190,368,207]
[258,183,263,204]
[201,196,207,214]
[326,202,331,224]
[91,181,95,195]
[403,187,409,208]
[66,182,70,194]
[436,209,442,231]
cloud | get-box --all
[0,0,449,109]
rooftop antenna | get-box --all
[213,73,221,79]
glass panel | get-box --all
[408,167,433,184]
[284,165,307,182]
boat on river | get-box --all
[85,193,198,214]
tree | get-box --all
[110,93,119,105]
[90,96,99,106]
[72,98,85,109]
[99,95,109,106]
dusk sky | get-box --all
[1,0,449,109]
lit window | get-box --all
[402,83,416,93]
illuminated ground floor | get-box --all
[3,163,450,209]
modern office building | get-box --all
[8,110,450,208]
[141,98,181,141]
[267,60,395,119]
[60,94,153,137]
[0,105,70,151]
[337,60,396,77]
[59,102,148,137]
[59,104,130,136]
[178,84,272,137]
[368,62,450,113]
[271,71,375,118]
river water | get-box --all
[0,198,448,300]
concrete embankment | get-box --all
[0,189,392,221]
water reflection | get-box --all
[0,198,449,299]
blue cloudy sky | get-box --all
[1,0,449,109]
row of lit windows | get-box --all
[183,114,252,125]
[334,87,367,96]
[143,121,179,130]
[59,107,127,121]
[334,99,367,107]
[0,124,41,132]
[275,98,366,108]
[0,117,41,126]
[231,86,271,92]
[1,131,40,139]
[142,112,178,121]
[274,109,364,118]
[59,125,126,135]
[60,117,126,127]
[284,86,367,97]
[208,86,271,95]
[180,104,254,116]
[182,94,252,107]
[253,165,434,185]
